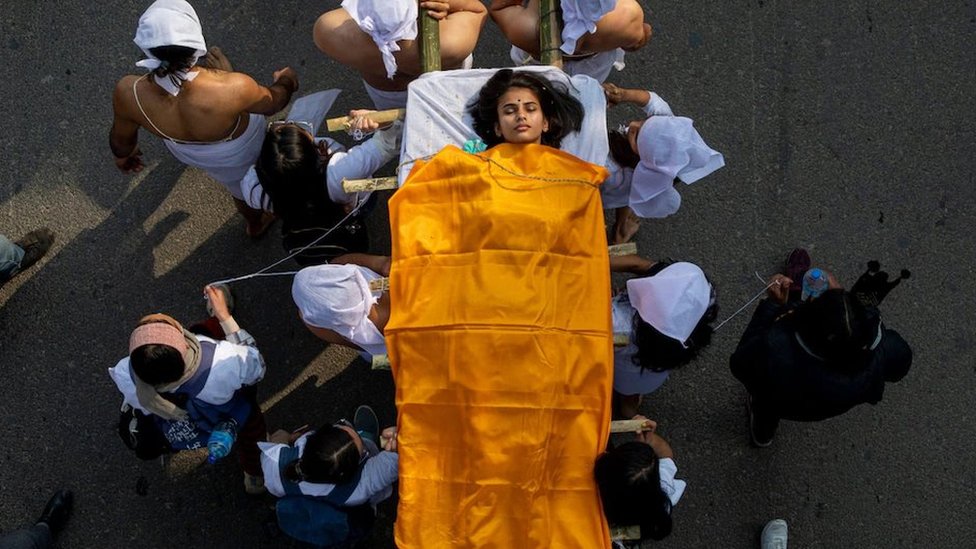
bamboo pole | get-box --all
[607,242,638,256]
[610,525,641,541]
[419,5,441,72]
[539,0,563,68]
[343,176,399,193]
[368,278,390,292]
[326,109,406,133]
[609,419,654,433]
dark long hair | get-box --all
[255,125,342,231]
[147,45,197,91]
[284,425,362,485]
[631,261,718,372]
[595,441,673,541]
[467,69,583,149]
[791,289,880,368]
[608,129,640,168]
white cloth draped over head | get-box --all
[342,0,418,80]
[630,116,725,218]
[626,262,711,345]
[133,0,208,96]
[292,264,386,354]
[559,0,616,54]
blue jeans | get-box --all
[0,234,25,285]
[0,524,51,549]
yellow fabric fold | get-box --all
[387,144,613,548]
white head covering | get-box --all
[626,262,711,345]
[292,264,379,342]
[133,0,208,96]
[629,116,725,218]
[342,0,418,80]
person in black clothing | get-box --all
[0,490,72,549]
[729,256,912,447]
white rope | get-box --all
[207,149,636,288]
[208,194,367,287]
[713,272,779,332]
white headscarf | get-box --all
[292,264,383,347]
[630,116,725,218]
[626,262,711,345]
[133,0,208,96]
[342,0,418,80]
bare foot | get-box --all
[200,46,233,71]
[612,207,641,244]
[245,211,276,239]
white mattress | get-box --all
[397,66,609,184]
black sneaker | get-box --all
[353,405,380,446]
[747,397,775,448]
[36,489,73,534]
[14,228,55,272]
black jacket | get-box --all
[729,299,912,421]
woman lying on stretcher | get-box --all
[467,69,583,149]
[238,113,402,266]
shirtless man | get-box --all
[313,0,487,109]
[110,0,298,237]
[490,0,651,82]
[490,0,651,58]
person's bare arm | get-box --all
[603,83,651,108]
[227,68,299,116]
[632,416,674,458]
[610,254,655,275]
[331,253,392,277]
[488,0,540,56]
[109,78,145,173]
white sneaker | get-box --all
[761,518,788,549]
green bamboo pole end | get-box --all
[419,9,441,73]
[539,0,563,68]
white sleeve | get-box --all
[239,167,273,212]
[259,441,288,497]
[643,92,674,117]
[325,120,403,205]
[657,457,687,507]
[238,344,266,386]
[346,451,399,507]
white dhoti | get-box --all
[163,113,266,199]
[362,80,410,110]
[510,45,624,83]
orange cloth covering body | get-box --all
[386,144,613,548]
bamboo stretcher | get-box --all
[364,7,640,545]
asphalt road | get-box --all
[1,1,974,548]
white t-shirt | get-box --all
[108,335,265,413]
[259,432,399,507]
[601,93,674,210]
[658,457,686,506]
[611,294,669,395]
[240,122,402,211]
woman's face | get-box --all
[626,119,646,154]
[494,87,549,145]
